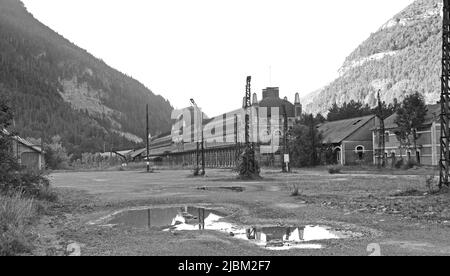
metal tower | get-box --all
[376,90,386,168]
[441,0,450,188]
[238,76,260,179]
[244,76,252,145]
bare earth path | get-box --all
[38,169,450,256]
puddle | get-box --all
[197,186,245,192]
[105,207,225,229]
[94,206,362,251]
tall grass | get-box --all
[0,193,35,256]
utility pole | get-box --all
[309,114,317,167]
[201,117,205,176]
[245,77,252,174]
[441,0,450,188]
[146,104,150,173]
[190,99,205,176]
[376,90,386,168]
[282,103,290,172]
[234,114,239,164]
[238,76,260,179]
[196,139,200,173]
[244,77,251,146]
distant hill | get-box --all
[0,0,173,159]
[303,0,442,115]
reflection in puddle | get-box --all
[107,207,222,229]
[101,207,359,251]
[197,186,246,193]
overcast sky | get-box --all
[22,0,414,117]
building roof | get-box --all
[2,129,43,153]
[258,98,295,117]
[318,115,375,144]
[130,148,147,159]
[256,87,296,117]
[382,104,440,130]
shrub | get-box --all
[394,159,404,169]
[402,160,417,170]
[236,148,261,180]
[193,167,200,176]
[0,170,57,202]
[0,193,35,256]
[328,165,342,174]
[425,175,439,194]
[44,136,71,170]
[291,184,300,197]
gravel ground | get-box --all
[30,168,450,256]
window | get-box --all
[355,146,364,160]
[385,132,390,143]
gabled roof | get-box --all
[2,129,43,153]
[318,115,375,144]
[383,104,440,130]
[130,148,147,159]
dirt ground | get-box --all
[32,168,450,256]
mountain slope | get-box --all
[0,0,173,158]
[303,0,442,115]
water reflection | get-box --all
[104,206,356,251]
[107,207,218,230]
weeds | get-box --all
[0,193,35,256]
[403,160,418,170]
[290,184,301,197]
[394,159,404,169]
[426,175,440,195]
[0,171,54,201]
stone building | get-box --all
[372,104,440,166]
[146,88,303,168]
[318,115,376,165]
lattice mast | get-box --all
[237,76,260,179]
[244,76,252,146]
[441,0,450,188]
[377,90,386,168]
[244,76,252,174]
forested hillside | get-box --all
[0,0,173,159]
[303,0,442,115]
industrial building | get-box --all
[144,88,303,168]
[318,115,376,166]
[372,104,440,166]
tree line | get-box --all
[0,2,173,160]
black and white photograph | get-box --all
[1,0,450,261]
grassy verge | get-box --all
[0,193,36,256]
